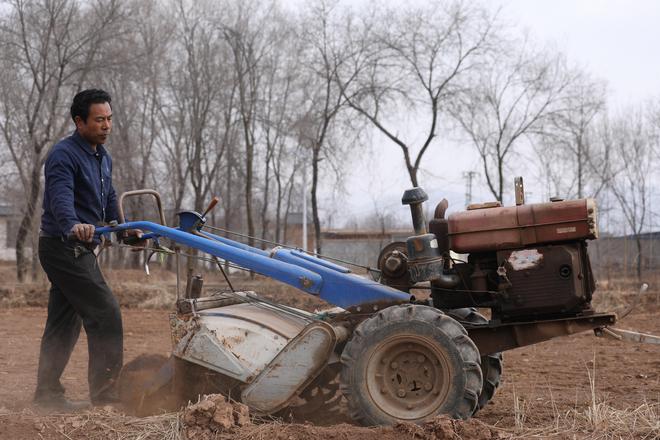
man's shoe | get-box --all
[92,388,120,406]
[34,394,90,412]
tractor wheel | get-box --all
[447,308,503,414]
[277,363,343,422]
[340,304,482,426]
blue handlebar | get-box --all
[96,221,410,308]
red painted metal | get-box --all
[447,199,598,253]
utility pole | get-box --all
[463,171,477,207]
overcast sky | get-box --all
[508,0,659,106]
[333,0,660,229]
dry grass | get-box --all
[593,274,659,314]
[511,385,529,432]
[0,407,183,440]
[498,354,660,440]
[2,378,657,440]
[572,354,659,439]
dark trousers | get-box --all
[35,237,123,402]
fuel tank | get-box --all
[447,198,598,253]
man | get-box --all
[35,89,135,410]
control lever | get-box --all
[202,196,220,218]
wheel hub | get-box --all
[366,335,452,420]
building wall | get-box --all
[320,232,660,278]
[0,218,15,260]
[322,238,392,268]
[284,224,315,251]
[321,232,410,269]
[589,235,660,277]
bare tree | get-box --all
[271,143,301,243]
[536,75,607,199]
[221,0,279,247]
[259,27,304,243]
[257,18,297,246]
[294,0,355,254]
[450,42,576,203]
[597,109,655,279]
[105,0,171,203]
[155,0,236,230]
[0,0,125,280]
[338,0,498,187]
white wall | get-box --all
[0,218,16,261]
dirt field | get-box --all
[0,263,658,439]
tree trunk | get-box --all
[577,137,583,199]
[283,179,295,244]
[274,173,283,243]
[225,146,233,233]
[15,163,42,282]
[407,163,419,187]
[635,235,643,280]
[497,156,504,203]
[260,153,271,249]
[245,140,254,248]
[311,146,321,255]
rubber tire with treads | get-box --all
[340,304,483,426]
[447,308,503,414]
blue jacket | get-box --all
[40,130,119,240]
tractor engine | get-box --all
[379,178,599,323]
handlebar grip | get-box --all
[202,196,220,218]
[122,235,143,245]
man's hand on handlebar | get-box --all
[70,223,95,242]
[122,229,146,250]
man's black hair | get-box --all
[70,89,112,122]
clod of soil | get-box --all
[396,415,500,439]
[183,394,251,438]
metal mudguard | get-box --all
[174,302,313,381]
[172,297,338,413]
[241,321,336,413]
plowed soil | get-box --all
[0,266,658,439]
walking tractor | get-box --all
[96,180,658,426]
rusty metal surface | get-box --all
[448,198,597,253]
[169,312,192,348]
[175,326,251,380]
[377,242,411,292]
[466,313,617,355]
[200,302,312,339]
[241,321,337,413]
[514,176,525,206]
[428,199,449,254]
[467,201,502,210]
[596,327,660,345]
[495,243,592,319]
[176,292,247,315]
[118,189,167,225]
[172,301,314,383]
[506,249,543,270]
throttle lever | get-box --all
[202,196,220,218]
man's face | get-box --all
[75,102,112,147]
